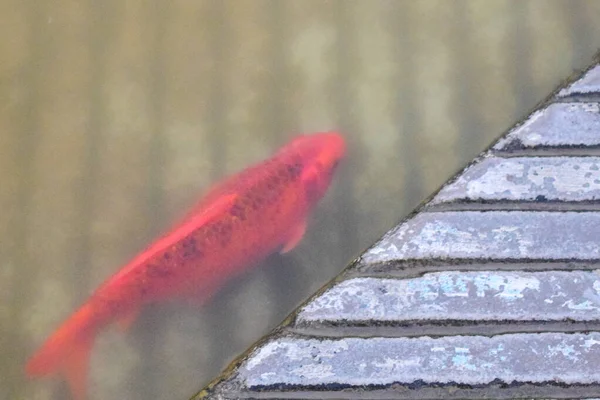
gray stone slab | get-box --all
[493,103,600,150]
[238,333,600,388]
[362,211,600,264]
[431,156,600,203]
[297,271,600,324]
[559,65,600,96]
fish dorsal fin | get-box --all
[148,192,239,255]
[280,219,307,254]
[173,181,232,228]
[178,193,238,234]
[108,193,238,284]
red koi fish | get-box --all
[26,132,346,400]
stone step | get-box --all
[296,271,600,333]
[431,156,600,204]
[362,211,600,265]
[559,64,600,96]
[493,102,600,151]
[229,333,600,399]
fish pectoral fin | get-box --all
[280,219,307,254]
[300,165,324,203]
[115,307,140,332]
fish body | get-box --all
[25,132,346,400]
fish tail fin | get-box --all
[25,304,99,400]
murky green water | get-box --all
[2,1,600,399]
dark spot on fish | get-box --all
[230,203,247,221]
[146,262,172,278]
[189,240,204,259]
[287,162,302,179]
[222,223,232,236]
[264,188,277,205]
[189,236,198,247]
[164,252,171,260]
[217,221,233,247]
[181,236,200,259]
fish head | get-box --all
[287,131,346,203]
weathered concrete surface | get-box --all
[297,271,600,324]
[559,65,600,96]
[431,156,600,203]
[238,333,600,388]
[362,211,600,264]
[493,103,600,150]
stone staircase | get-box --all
[194,59,600,400]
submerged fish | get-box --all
[26,132,346,400]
